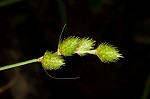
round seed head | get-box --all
[41,51,65,70]
[96,43,123,63]
[75,37,96,56]
[58,36,80,56]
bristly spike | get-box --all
[96,42,123,63]
[75,37,96,56]
[41,51,65,70]
[58,36,80,56]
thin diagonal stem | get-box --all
[43,68,79,79]
[0,58,39,71]
[141,74,150,99]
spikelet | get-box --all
[58,36,80,56]
[75,37,96,56]
[96,43,123,63]
[41,51,65,70]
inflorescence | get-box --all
[41,36,124,70]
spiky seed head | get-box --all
[96,43,123,63]
[58,36,80,56]
[75,37,96,56]
[41,51,65,70]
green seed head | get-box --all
[41,51,65,70]
[96,43,123,63]
[58,36,80,56]
[75,37,96,56]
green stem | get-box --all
[0,58,39,71]
[75,50,96,55]
[44,68,79,79]
[141,74,150,99]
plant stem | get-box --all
[0,58,40,71]
[141,74,150,99]
[75,50,96,55]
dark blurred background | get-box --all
[0,0,150,99]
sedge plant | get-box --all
[0,24,123,79]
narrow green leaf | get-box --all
[0,0,21,7]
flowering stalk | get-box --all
[0,35,123,79]
[0,59,39,71]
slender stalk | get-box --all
[0,59,39,71]
[75,50,96,55]
[141,74,150,99]
[44,68,79,79]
